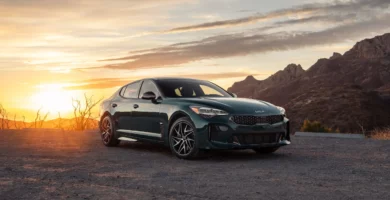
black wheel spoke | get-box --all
[173,138,182,147]
[178,142,185,153]
[184,131,193,137]
[171,121,195,156]
[186,140,193,149]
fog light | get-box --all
[218,126,228,132]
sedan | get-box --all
[99,78,290,159]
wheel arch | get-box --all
[168,111,192,133]
[167,111,202,159]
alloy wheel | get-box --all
[171,121,195,156]
[101,117,112,145]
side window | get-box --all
[139,80,159,98]
[123,82,141,98]
[174,86,196,97]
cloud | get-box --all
[0,0,199,72]
[274,14,357,26]
[0,0,192,43]
[99,14,390,70]
[65,72,259,90]
[161,0,390,33]
[66,80,132,90]
[162,7,317,33]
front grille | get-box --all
[231,115,283,125]
[234,133,281,145]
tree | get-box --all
[71,94,102,131]
[33,108,49,128]
[55,112,64,130]
[13,114,19,129]
[0,104,10,130]
[22,116,26,129]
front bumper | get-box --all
[193,115,291,150]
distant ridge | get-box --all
[228,33,390,132]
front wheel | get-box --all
[100,115,120,147]
[169,117,200,159]
[253,147,279,154]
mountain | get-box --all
[228,64,305,98]
[228,33,390,133]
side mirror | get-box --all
[141,91,156,100]
[232,93,238,98]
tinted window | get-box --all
[139,80,160,98]
[155,79,232,98]
[123,81,141,98]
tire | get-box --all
[253,147,279,154]
[100,115,120,147]
[169,117,200,159]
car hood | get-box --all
[169,97,281,115]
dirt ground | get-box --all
[0,129,389,200]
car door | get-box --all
[112,81,141,130]
[130,80,163,140]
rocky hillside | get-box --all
[228,64,305,98]
[228,33,390,133]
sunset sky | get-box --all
[1,0,390,120]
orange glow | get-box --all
[29,84,77,114]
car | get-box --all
[99,78,291,159]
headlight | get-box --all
[276,106,286,116]
[190,106,228,118]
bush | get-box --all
[300,119,333,133]
[71,94,102,131]
[369,127,390,140]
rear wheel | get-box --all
[253,147,279,154]
[169,117,200,159]
[100,115,120,147]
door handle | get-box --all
[112,103,117,108]
[133,104,139,109]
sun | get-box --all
[29,84,75,114]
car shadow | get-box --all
[118,141,172,156]
[117,141,290,161]
[202,150,289,161]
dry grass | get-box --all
[300,119,336,133]
[0,94,101,131]
[369,127,390,140]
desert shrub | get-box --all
[33,108,49,128]
[300,119,333,133]
[71,94,102,131]
[369,127,390,140]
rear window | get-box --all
[122,81,141,98]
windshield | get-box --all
[155,79,232,98]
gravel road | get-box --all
[0,129,389,200]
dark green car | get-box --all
[99,78,290,159]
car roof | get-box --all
[148,77,204,81]
[123,77,209,86]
